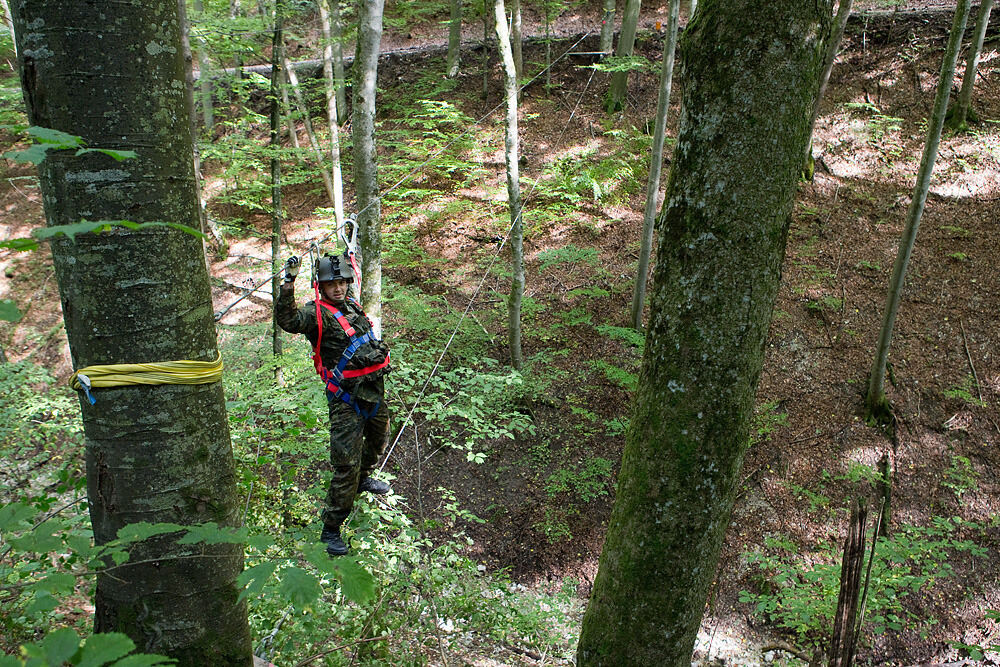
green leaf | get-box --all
[27,126,85,146]
[25,590,59,615]
[0,237,40,251]
[40,627,81,665]
[236,561,278,604]
[75,148,138,162]
[114,522,186,543]
[329,558,376,604]
[77,633,135,667]
[0,501,37,529]
[3,144,51,164]
[0,654,23,666]
[34,220,114,243]
[278,566,322,611]
[176,522,247,545]
[30,572,76,596]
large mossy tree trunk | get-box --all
[495,0,523,370]
[577,1,832,663]
[11,2,251,664]
[352,0,385,335]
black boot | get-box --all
[357,476,390,495]
[320,526,348,556]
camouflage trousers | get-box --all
[320,394,390,529]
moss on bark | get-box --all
[577,1,832,664]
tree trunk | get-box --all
[577,1,831,663]
[950,0,994,128]
[319,0,346,227]
[230,0,243,80]
[607,0,641,112]
[178,0,225,254]
[1,0,16,59]
[630,0,679,330]
[329,0,348,125]
[282,52,338,206]
[281,69,301,150]
[865,0,971,420]
[599,0,616,55]
[510,0,523,81]
[482,0,494,100]
[11,2,251,664]
[805,0,853,170]
[192,0,214,131]
[494,0,523,370]
[353,0,385,336]
[828,500,868,667]
[687,0,697,20]
[447,0,462,77]
[270,3,285,385]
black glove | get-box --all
[283,256,300,284]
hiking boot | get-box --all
[357,476,390,495]
[320,526,348,557]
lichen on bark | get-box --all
[577,1,832,664]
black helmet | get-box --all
[315,253,354,283]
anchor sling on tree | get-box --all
[275,253,392,556]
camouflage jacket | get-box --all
[275,284,389,403]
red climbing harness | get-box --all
[312,283,390,417]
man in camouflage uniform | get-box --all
[276,253,391,556]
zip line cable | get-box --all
[212,28,596,322]
[379,61,600,474]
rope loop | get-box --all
[69,353,224,404]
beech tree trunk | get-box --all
[865,0,971,420]
[192,0,214,131]
[282,52,338,206]
[271,3,285,384]
[607,0,641,112]
[951,0,994,128]
[599,0,616,55]
[447,0,462,77]
[577,1,831,663]
[630,0,679,330]
[11,2,251,664]
[329,0,348,125]
[805,0,853,170]
[319,0,346,227]
[353,0,385,335]
[510,0,523,81]
[495,0,523,370]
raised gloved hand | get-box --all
[283,256,300,284]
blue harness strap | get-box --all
[312,295,387,419]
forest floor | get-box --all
[2,3,1000,666]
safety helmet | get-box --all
[315,253,355,283]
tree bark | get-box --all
[607,0,641,112]
[271,3,285,385]
[329,0,348,125]
[599,0,616,55]
[950,0,994,128]
[353,0,385,336]
[510,0,523,81]
[447,0,462,77]
[865,0,971,420]
[828,500,868,667]
[11,2,251,664]
[319,0,346,227]
[805,0,853,170]
[495,0,523,370]
[630,0,679,330]
[577,1,831,663]
[283,52,338,206]
[192,0,214,131]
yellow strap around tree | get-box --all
[69,353,224,392]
